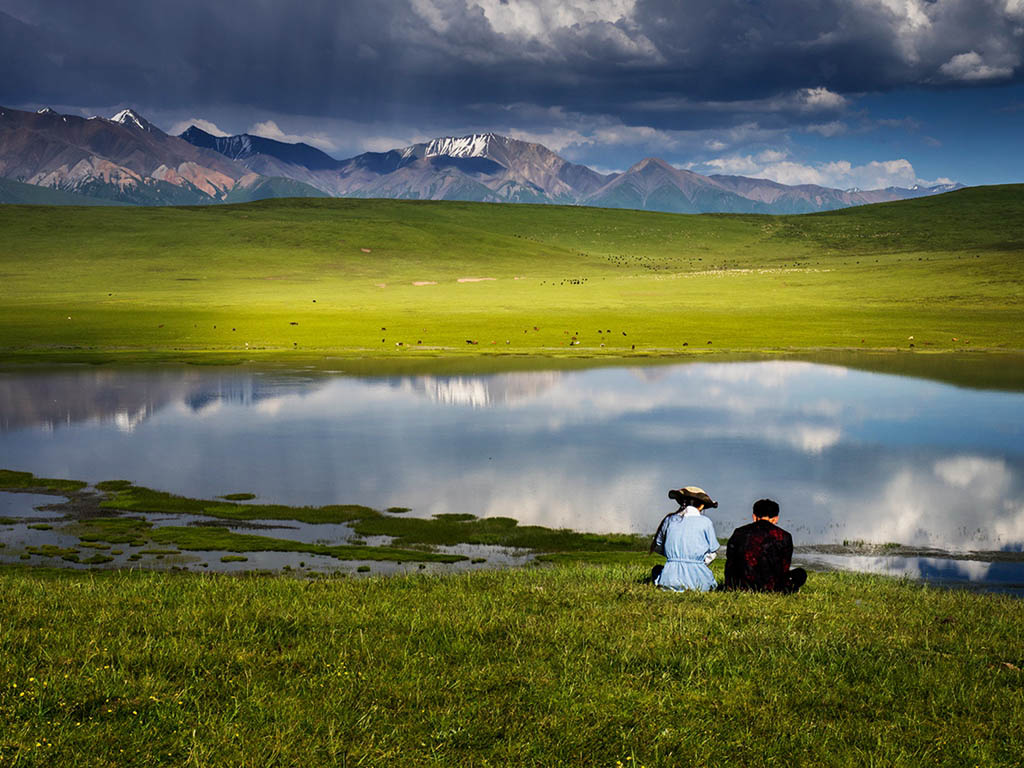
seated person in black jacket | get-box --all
[724,498,807,593]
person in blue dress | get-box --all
[649,485,720,592]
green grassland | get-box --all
[1,185,1021,363]
[1,564,1022,767]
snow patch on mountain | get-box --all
[110,109,152,132]
[425,134,498,159]
[208,134,255,160]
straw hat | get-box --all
[668,485,718,509]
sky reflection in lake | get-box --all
[1,361,1022,551]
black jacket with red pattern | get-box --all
[724,519,794,592]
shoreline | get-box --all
[3,347,1023,394]
[3,474,1023,593]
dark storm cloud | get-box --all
[1,0,1022,131]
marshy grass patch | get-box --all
[94,479,133,492]
[99,483,377,524]
[148,525,467,564]
[8,473,664,570]
[219,555,248,563]
[24,544,79,558]
[351,511,648,552]
[0,469,87,494]
[79,553,114,565]
[69,516,153,545]
[77,541,111,550]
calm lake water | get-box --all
[2,359,1023,589]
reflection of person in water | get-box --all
[724,498,807,594]
[649,486,720,592]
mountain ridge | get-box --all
[0,105,963,212]
[177,121,961,214]
[0,105,330,205]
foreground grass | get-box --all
[0,564,1021,767]
[1,185,1022,363]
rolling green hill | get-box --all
[222,176,331,204]
[0,185,1021,364]
[0,177,129,206]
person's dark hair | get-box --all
[753,498,780,519]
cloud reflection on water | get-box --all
[1,362,1022,552]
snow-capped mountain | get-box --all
[0,106,327,205]
[110,108,156,133]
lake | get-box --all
[2,357,1023,590]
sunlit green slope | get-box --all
[0,185,1021,362]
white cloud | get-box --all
[167,118,230,137]
[474,0,636,38]
[409,0,658,61]
[806,121,848,137]
[409,0,451,34]
[701,149,951,190]
[359,133,432,152]
[798,87,848,111]
[704,155,762,175]
[592,123,670,146]
[871,0,934,64]
[506,126,594,152]
[939,50,1015,81]
[247,120,338,152]
[933,456,1011,494]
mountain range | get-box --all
[0,106,327,206]
[0,105,961,213]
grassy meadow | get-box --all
[0,184,1021,363]
[2,564,1023,767]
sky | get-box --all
[1,0,1023,189]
